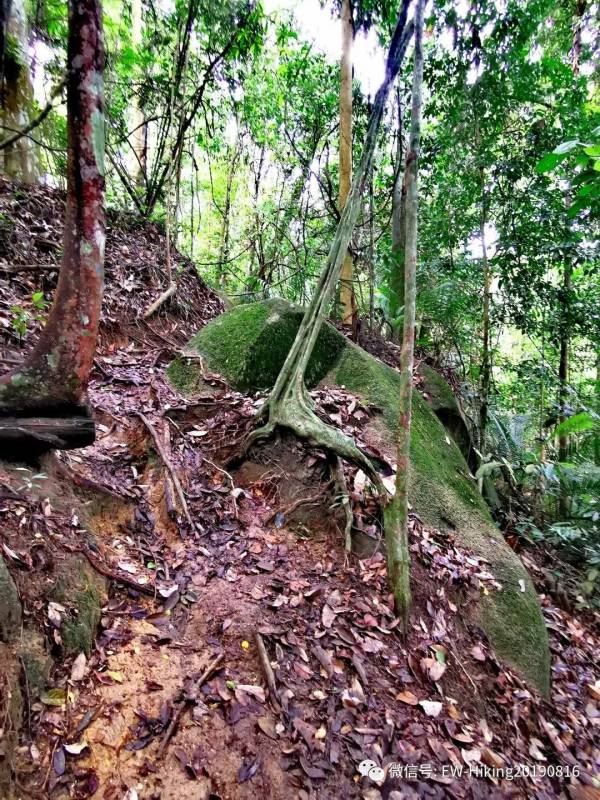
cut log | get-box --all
[0,415,95,454]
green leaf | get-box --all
[41,688,68,706]
[552,140,581,155]
[535,152,566,173]
[553,412,599,438]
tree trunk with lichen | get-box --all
[338,0,354,324]
[0,0,105,428]
[383,0,425,629]
[239,1,414,496]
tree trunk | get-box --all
[558,261,572,468]
[368,165,375,329]
[130,0,146,187]
[390,88,406,342]
[0,0,105,420]
[240,2,414,485]
[479,168,491,455]
[218,141,240,290]
[1,0,38,183]
[338,0,354,324]
[383,0,425,629]
[595,346,600,466]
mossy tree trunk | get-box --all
[383,0,425,629]
[242,1,414,492]
[0,0,105,417]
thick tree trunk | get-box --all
[390,88,406,342]
[1,0,38,182]
[383,0,425,629]
[338,0,354,324]
[0,0,105,420]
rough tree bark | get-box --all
[0,0,105,437]
[238,1,415,492]
[382,0,425,629]
[338,0,354,324]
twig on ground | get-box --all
[331,456,353,551]
[254,631,280,708]
[143,281,177,319]
[156,652,224,760]
[135,412,193,525]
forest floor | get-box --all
[0,180,599,800]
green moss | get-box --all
[0,642,23,798]
[168,298,345,393]
[0,555,22,643]
[169,300,549,693]
[417,363,460,413]
[19,630,52,698]
[52,556,107,656]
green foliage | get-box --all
[9,293,49,341]
[536,126,600,219]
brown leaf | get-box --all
[321,604,335,629]
[396,690,419,705]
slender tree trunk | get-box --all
[595,346,600,466]
[0,0,105,415]
[390,88,406,342]
[242,4,414,491]
[338,0,354,323]
[479,167,491,455]
[558,260,572,467]
[368,165,375,329]
[218,141,240,290]
[556,0,586,506]
[130,0,146,187]
[383,0,425,629]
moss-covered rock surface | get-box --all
[51,555,107,656]
[169,299,550,694]
[0,554,21,643]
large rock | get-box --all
[168,299,550,694]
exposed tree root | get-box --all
[143,281,177,319]
[331,456,353,552]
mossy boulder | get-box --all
[169,299,550,694]
[417,363,475,469]
[51,555,107,656]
